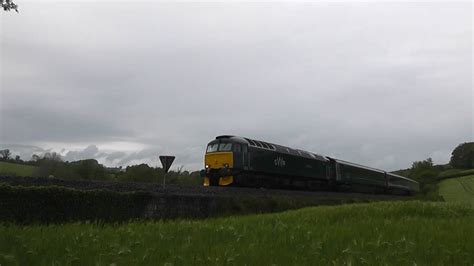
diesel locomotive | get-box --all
[200,135,419,195]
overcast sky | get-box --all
[1,1,472,171]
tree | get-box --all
[70,159,106,180]
[42,152,63,162]
[411,157,433,170]
[409,157,436,182]
[1,0,18,12]
[31,154,40,162]
[450,142,474,169]
[119,164,160,183]
[0,149,11,160]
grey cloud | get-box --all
[0,144,48,161]
[64,145,100,162]
[104,151,127,162]
[1,2,472,171]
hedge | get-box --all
[0,184,403,224]
[0,184,152,224]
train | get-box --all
[200,135,419,195]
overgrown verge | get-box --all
[1,201,472,265]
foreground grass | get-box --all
[0,201,473,266]
[439,175,474,206]
[0,162,37,176]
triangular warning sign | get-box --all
[159,156,175,173]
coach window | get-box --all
[218,143,232,151]
[207,143,219,153]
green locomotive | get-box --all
[201,135,419,195]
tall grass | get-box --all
[1,201,472,265]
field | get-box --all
[439,175,474,206]
[438,169,474,180]
[0,162,37,176]
[1,201,473,265]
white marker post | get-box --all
[159,156,175,189]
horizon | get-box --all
[1,138,470,172]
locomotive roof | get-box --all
[214,135,328,162]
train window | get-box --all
[207,144,219,153]
[245,138,257,146]
[218,143,232,151]
[254,141,263,148]
[261,142,270,149]
[265,143,274,150]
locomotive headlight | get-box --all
[224,163,229,168]
[205,164,209,169]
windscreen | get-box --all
[218,143,232,151]
[206,143,219,153]
[206,143,233,152]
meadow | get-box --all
[439,174,474,206]
[0,201,472,266]
[0,162,37,176]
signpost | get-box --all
[159,155,175,189]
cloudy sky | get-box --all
[1,1,472,171]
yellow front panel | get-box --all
[205,152,234,169]
[204,152,234,186]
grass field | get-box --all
[438,168,474,180]
[0,201,472,265]
[0,162,37,176]
[439,175,474,206]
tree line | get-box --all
[0,150,202,186]
[392,142,474,199]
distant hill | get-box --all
[0,161,38,176]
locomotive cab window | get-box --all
[207,143,219,153]
[218,143,232,151]
[207,143,233,152]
